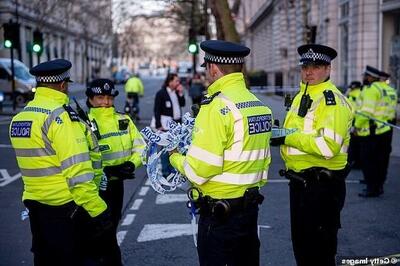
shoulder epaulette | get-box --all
[200,91,221,105]
[63,104,80,121]
[323,90,336,106]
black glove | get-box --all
[270,136,286,146]
[104,161,135,180]
[91,208,113,240]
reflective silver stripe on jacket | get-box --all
[61,152,91,170]
[41,107,66,154]
[211,170,268,185]
[102,150,132,161]
[14,147,55,157]
[19,166,62,177]
[68,172,94,187]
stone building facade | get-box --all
[0,0,112,83]
[237,0,400,90]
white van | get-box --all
[0,58,36,104]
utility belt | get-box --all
[188,187,264,220]
[279,165,350,187]
[24,200,79,219]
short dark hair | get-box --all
[162,73,178,89]
[215,64,243,75]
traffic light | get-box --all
[188,28,198,54]
[33,30,43,54]
[3,22,20,49]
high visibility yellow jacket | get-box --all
[379,81,398,122]
[88,107,145,179]
[281,80,353,172]
[354,81,391,136]
[347,88,361,110]
[9,87,106,217]
[170,72,272,199]
[124,77,144,96]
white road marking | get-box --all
[258,225,272,237]
[0,169,21,187]
[137,224,197,242]
[139,186,150,196]
[155,194,188,205]
[130,199,143,210]
[117,230,127,246]
[121,214,136,226]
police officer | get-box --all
[9,59,111,266]
[346,81,362,169]
[169,40,272,266]
[271,44,353,266]
[355,66,391,197]
[377,71,397,193]
[86,78,146,265]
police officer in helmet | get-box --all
[169,40,272,266]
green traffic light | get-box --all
[188,43,198,54]
[32,44,41,53]
[4,40,12,48]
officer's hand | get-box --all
[270,136,286,146]
[103,161,135,180]
[91,208,113,240]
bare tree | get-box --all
[209,0,240,42]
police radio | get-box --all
[297,83,313,118]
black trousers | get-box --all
[197,203,260,266]
[99,179,124,266]
[24,200,83,266]
[289,175,346,266]
[380,129,393,186]
[359,131,391,193]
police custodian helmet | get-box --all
[86,78,119,98]
[30,59,73,83]
[200,40,250,67]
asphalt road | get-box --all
[0,77,399,266]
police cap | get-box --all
[200,40,250,67]
[297,44,337,66]
[30,59,73,83]
[86,78,119,98]
[364,65,380,78]
[349,81,362,89]
[379,70,390,80]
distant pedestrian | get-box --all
[152,73,185,177]
[271,44,353,266]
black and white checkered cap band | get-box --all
[36,70,70,83]
[204,52,245,64]
[300,49,331,64]
[365,69,380,78]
